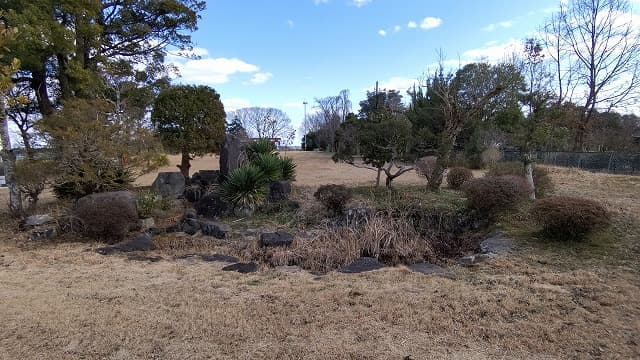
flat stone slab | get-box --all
[458,253,495,267]
[339,257,386,274]
[127,254,163,262]
[480,232,515,255]
[201,254,239,263]
[259,231,294,247]
[24,214,54,227]
[222,262,258,273]
[409,262,448,275]
[96,233,156,255]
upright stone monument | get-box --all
[219,133,246,178]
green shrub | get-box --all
[52,160,133,200]
[246,139,277,161]
[221,166,267,211]
[280,156,297,181]
[447,167,473,190]
[463,175,530,218]
[314,184,352,215]
[251,153,283,182]
[136,189,173,218]
[531,196,611,239]
[486,161,553,197]
[13,159,57,211]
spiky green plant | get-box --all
[246,138,277,161]
[252,153,283,182]
[280,156,297,181]
[222,166,267,210]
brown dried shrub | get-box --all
[446,167,473,190]
[314,184,352,215]
[415,156,437,184]
[74,194,138,243]
[531,196,611,240]
[463,175,531,218]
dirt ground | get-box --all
[1,152,639,359]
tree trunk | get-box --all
[31,70,55,116]
[428,135,454,191]
[177,151,191,182]
[375,167,382,187]
[572,126,585,152]
[523,153,536,200]
[0,96,23,217]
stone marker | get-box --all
[267,180,291,202]
[219,133,246,178]
[151,172,185,198]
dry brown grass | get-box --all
[1,155,639,359]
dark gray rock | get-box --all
[339,257,386,273]
[30,228,57,241]
[201,254,239,263]
[24,214,54,228]
[183,209,197,219]
[219,133,246,178]
[96,233,156,255]
[259,231,294,247]
[182,218,201,235]
[222,262,258,273]
[480,232,515,255]
[127,254,162,262]
[151,172,186,198]
[195,193,228,218]
[409,262,449,276]
[191,170,220,187]
[267,180,291,202]
[199,221,231,239]
[184,184,204,203]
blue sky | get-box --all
[167,0,563,140]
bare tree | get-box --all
[6,83,41,159]
[230,107,295,141]
[545,0,640,150]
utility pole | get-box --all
[302,101,308,150]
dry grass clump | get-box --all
[313,184,353,215]
[532,196,611,240]
[247,214,431,274]
[74,195,137,243]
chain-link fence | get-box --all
[502,151,640,174]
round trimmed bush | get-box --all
[531,196,610,239]
[463,175,531,218]
[447,167,473,190]
[314,184,352,215]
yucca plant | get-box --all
[252,153,283,182]
[280,156,296,181]
[222,166,267,211]
[246,138,277,161]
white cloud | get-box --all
[394,25,402,33]
[364,76,418,93]
[378,29,387,36]
[462,39,521,62]
[172,57,259,84]
[407,21,417,28]
[420,17,442,30]
[483,20,513,32]
[223,98,252,112]
[350,0,372,7]
[314,0,328,5]
[248,72,273,85]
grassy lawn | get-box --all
[0,152,639,359]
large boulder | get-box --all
[75,191,138,242]
[195,193,228,218]
[267,180,292,202]
[191,170,220,187]
[151,172,185,198]
[219,133,246,178]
